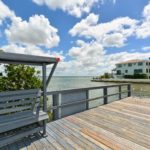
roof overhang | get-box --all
[0,52,60,66]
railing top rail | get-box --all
[47,83,131,95]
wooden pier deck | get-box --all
[2,97,150,150]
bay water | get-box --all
[47,76,150,108]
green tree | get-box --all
[100,73,112,79]
[0,64,42,92]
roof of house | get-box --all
[117,59,150,65]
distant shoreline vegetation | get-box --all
[93,73,148,80]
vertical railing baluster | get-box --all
[42,63,47,135]
[119,85,122,100]
[128,84,131,97]
[86,90,89,110]
[53,94,59,120]
[103,87,108,104]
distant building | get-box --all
[114,59,150,79]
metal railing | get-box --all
[132,88,150,98]
[46,83,131,120]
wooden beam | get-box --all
[46,62,58,88]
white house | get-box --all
[114,59,150,79]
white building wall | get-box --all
[115,61,150,79]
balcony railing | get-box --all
[46,83,131,120]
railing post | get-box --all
[119,85,122,100]
[128,84,131,97]
[86,90,89,110]
[103,87,108,104]
[42,63,47,136]
[53,94,59,120]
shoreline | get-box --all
[91,78,150,84]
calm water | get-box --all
[48,76,150,95]
[46,76,150,108]
[48,76,113,91]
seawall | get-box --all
[91,78,150,84]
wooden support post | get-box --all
[128,84,131,97]
[53,94,59,120]
[103,87,108,104]
[86,90,89,110]
[46,62,58,88]
[42,63,47,136]
[119,85,122,100]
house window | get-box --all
[118,64,122,68]
[117,70,121,75]
[134,69,143,74]
[138,62,143,66]
[149,69,150,73]
[125,70,128,73]
[128,63,132,67]
[146,62,149,65]
[146,69,149,73]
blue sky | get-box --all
[0,0,150,75]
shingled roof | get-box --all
[117,59,150,64]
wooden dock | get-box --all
[2,97,150,150]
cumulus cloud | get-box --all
[67,9,150,75]
[136,2,150,39]
[142,46,150,51]
[5,15,60,48]
[0,0,15,25]
[59,47,150,76]
[69,40,104,59]
[0,0,60,56]
[69,13,138,47]
[32,0,100,18]
[1,0,150,76]
[143,1,150,20]
[102,33,126,47]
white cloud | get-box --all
[32,0,100,18]
[142,46,150,51]
[0,0,15,25]
[1,0,150,76]
[102,33,126,47]
[136,2,150,39]
[67,40,105,75]
[69,13,138,47]
[60,47,150,76]
[0,1,63,75]
[69,40,104,61]
[69,13,99,37]
[5,15,60,48]
[143,1,150,20]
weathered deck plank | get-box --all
[2,97,150,150]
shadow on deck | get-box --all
[2,97,150,150]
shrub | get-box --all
[100,73,112,79]
[124,73,148,79]
[0,64,42,92]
